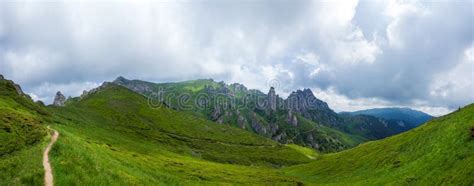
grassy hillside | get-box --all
[0,78,49,185]
[339,114,414,140]
[114,77,365,152]
[285,104,474,185]
[48,83,314,184]
[2,76,472,185]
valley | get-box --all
[0,76,472,185]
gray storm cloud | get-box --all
[0,0,472,115]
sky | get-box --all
[0,0,472,116]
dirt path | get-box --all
[43,130,59,186]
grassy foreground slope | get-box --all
[0,78,49,185]
[49,83,313,184]
[285,104,474,185]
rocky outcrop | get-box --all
[286,89,341,126]
[286,89,330,111]
[237,114,247,129]
[113,76,152,93]
[12,83,24,96]
[216,117,224,124]
[1,75,28,98]
[53,91,66,106]
[80,82,112,99]
[287,110,298,126]
[211,105,223,121]
[251,113,267,135]
[106,77,363,152]
[267,87,277,111]
[272,132,287,141]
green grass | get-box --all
[0,79,48,155]
[0,134,49,185]
[286,144,318,159]
[1,77,473,185]
[0,78,49,185]
[284,104,474,185]
[50,119,304,185]
[47,84,312,184]
[118,78,366,152]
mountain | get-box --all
[339,114,417,140]
[46,82,319,184]
[342,107,433,126]
[113,77,364,152]
[1,75,473,185]
[113,76,426,150]
[0,76,49,184]
[285,104,474,185]
[285,88,343,126]
[0,77,317,184]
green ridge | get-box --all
[284,104,474,185]
[0,78,49,185]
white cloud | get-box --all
[429,45,474,108]
[2,47,65,86]
[26,81,100,104]
[313,87,452,116]
[0,0,472,113]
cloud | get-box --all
[25,81,100,104]
[0,0,472,116]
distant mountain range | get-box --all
[341,107,433,126]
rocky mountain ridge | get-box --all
[110,76,422,151]
[46,76,425,152]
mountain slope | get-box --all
[113,77,364,152]
[0,76,49,185]
[284,104,474,185]
[343,107,433,126]
[47,83,315,184]
[113,76,432,151]
[339,114,416,140]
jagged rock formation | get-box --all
[267,87,277,111]
[0,74,4,80]
[109,76,357,152]
[286,89,341,126]
[53,91,66,106]
[107,76,421,152]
